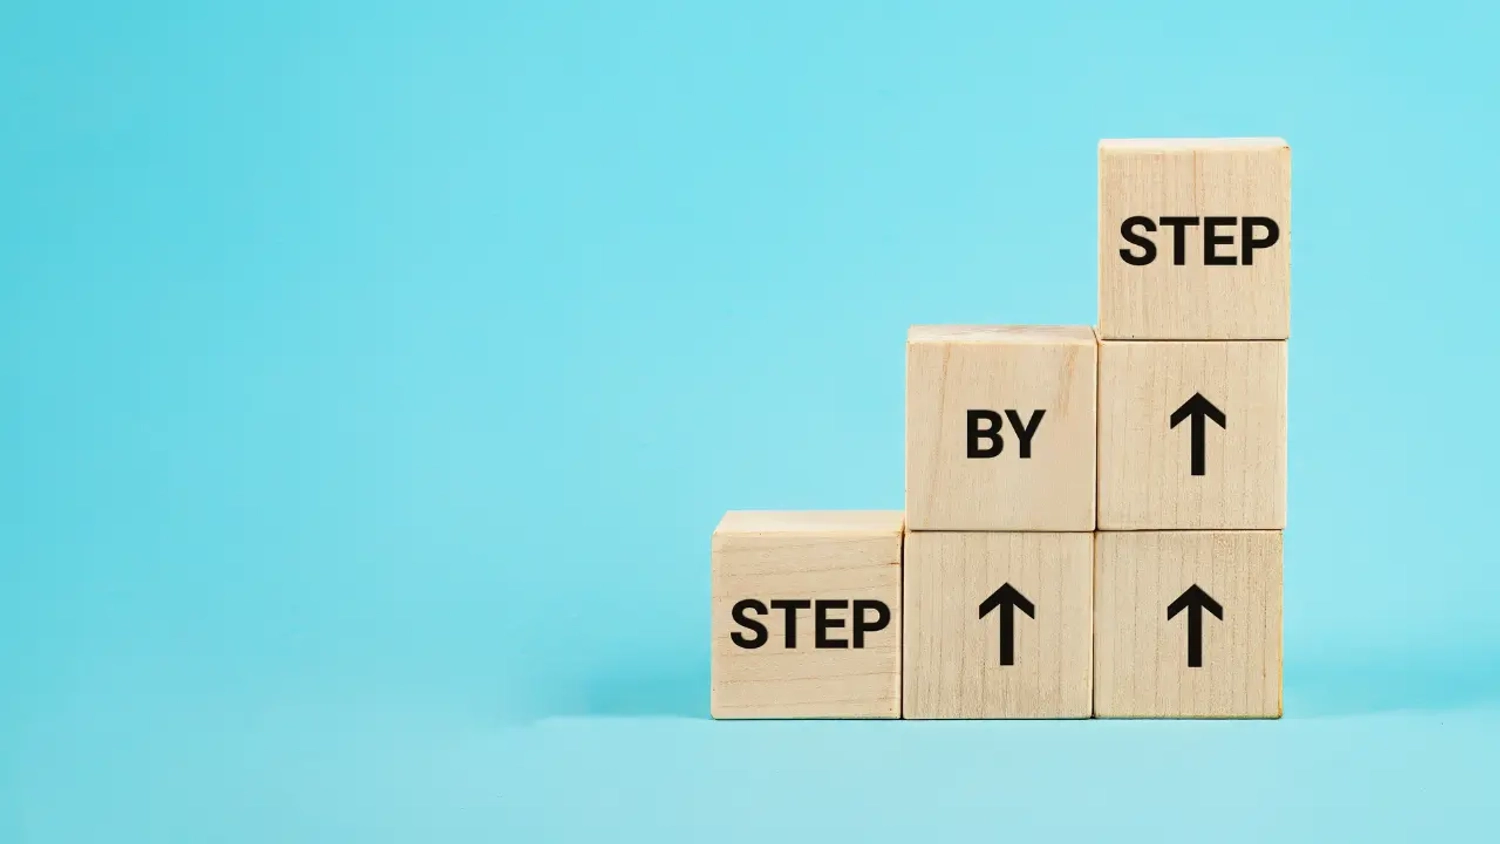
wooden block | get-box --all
[1094,530,1282,718]
[906,326,1097,531]
[711,511,903,719]
[1097,340,1286,530]
[1098,138,1290,340]
[903,531,1092,719]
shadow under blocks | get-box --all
[710,137,1288,720]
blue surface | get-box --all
[4,0,1499,839]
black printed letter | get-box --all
[815,599,849,649]
[730,599,767,649]
[967,410,1004,458]
[1160,217,1200,265]
[769,599,811,648]
[1119,216,1157,265]
[1003,409,1046,458]
[1203,216,1236,265]
[852,600,891,648]
[1242,217,1279,265]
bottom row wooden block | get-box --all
[711,511,904,719]
[1094,530,1282,718]
[904,531,1093,718]
[712,511,1282,719]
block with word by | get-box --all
[1099,138,1290,340]
[904,531,1093,718]
[1097,340,1286,530]
[711,511,903,719]
[906,325,1097,531]
[1094,530,1282,718]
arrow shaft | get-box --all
[1189,414,1206,476]
[998,603,1015,666]
[1186,606,1203,668]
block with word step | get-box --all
[1094,530,1282,718]
[906,325,1097,531]
[904,531,1092,718]
[1099,138,1290,340]
[1097,340,1286,530]
[711,511,903,719]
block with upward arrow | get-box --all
[1094,530,1282,717]
[1097,340,1286,530]
[903,531,1092,718]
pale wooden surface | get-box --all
[1094,530,1282,718]
[1098,137,1290,340]
[1097,340,1286,530]
[711,511,903,719]
[908,325,1099,344]
[1103,137,1290,150]
[903,531,1093,719]
[716,510,907,535]
[906,325,1097,531]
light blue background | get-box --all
[4,0,1498,840]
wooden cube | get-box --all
[711,511,903,719]
[1094,530,1282,718]
[1097,340,1286,530]
[906,326,1097,531]
[1099,138,1290,340]
[903,531,1092,719]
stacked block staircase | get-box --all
[712,138,1289,719]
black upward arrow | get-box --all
[978,583,1034,666]
[1167,584,1223,668]
[1170,392,1227,477]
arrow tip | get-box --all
[979,582,1035,618]
[1170,392,1226,428]
[1167,584,1224,619]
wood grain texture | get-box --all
[1094,530,1282,718]
[1098,138,1290,340]
[906,325,1097,531]
[903,531,1092,719]
[711,511,903,719]
[1097,340,1286,530]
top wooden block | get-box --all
[1098,138,1290,340]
